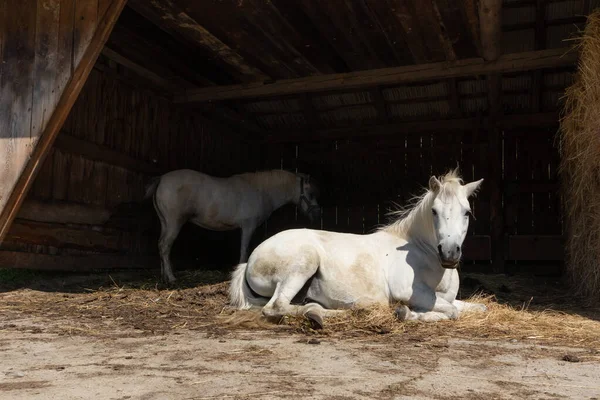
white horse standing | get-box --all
[229,170,487,327]
[145,169,321,283]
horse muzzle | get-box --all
[440,260,460,269]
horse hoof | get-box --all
[305,310,324,330]
[394,305,410,321]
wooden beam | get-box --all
[175,48,577,103]
[478,0,504,272]
[16,199,111,225]
[53,132,162,175]
[531,0,547,113]
[0,251,158,271]
[101,46,183,92]
[0,0,128,244]
[264,112,558,143]
[4,219,125,253]
[478,0,502,61]
[487,74,504,273]
[127,0,268,83]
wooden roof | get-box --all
[101,0,590,140]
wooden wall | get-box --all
[1,55,259,270]
[0,0,123,233]
[256,123,563,275]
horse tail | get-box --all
[229,263,255,310]
[143,176,161,200]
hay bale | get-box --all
[559,10,600,302]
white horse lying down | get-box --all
[229,170,487,327]
[145,169,321,283]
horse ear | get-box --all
[429,176,441,192]
[464,178,483,197]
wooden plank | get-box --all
[295,0,379,71]
[265,112,559,143]
[462,235,491,261]
[433,0,479,59]
[0,0,38,226]
[359,1,419,65]
[461,0,483,57]
[16,199,111,225]
[266,0,345,74]
[74,0,98,67]
[508,235,563,261]
[31,0,61,148]
[0,0,128,243]
[175,48,578,103]
[127,0,268,83]
[478,0,502,61]
[448,78,462,116]
[488,74,504,273]
[386,0,432,63]
[101,47,180,92]
[54,131,162,175]
[0,251,158,271]
[31,149,54,199]
[410,0,449,61]
[4,219,124,252]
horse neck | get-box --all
[397,193,438,255]
[253,171,297,211]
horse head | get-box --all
[295,173,321,223]
[428,172,483,269]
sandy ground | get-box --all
[2,327,600,399]
[1,269,599,399]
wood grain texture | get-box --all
[0,0,127,243]
[176,48,578,103]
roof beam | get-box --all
[126,0,269,83]
[263,112,559,143]
[175,48,577,103]
[101,47,183,92]
[478,0,502,61]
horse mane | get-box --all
[380,168,463,239]
[237,169,296,190]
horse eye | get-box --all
[465,210,472,217]
[432,209,437,216]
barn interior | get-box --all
[0,0,590,279]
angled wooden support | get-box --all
[0,0,127,243]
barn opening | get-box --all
[0,0,589,284]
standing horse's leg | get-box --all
[157,217,184,284]
[239,223,256,263]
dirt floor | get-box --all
[1,267,599,400]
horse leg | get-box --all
[395,293,459,322]
[157,217,184,284]
[238,223,256,263]
[453,299,487,315]
[260,271,344,329]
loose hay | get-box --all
[1,271,599,349]
[559,10,600,303]
[276,294,600,348]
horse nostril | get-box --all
[437,245,443,257]
[456,246,461,253]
